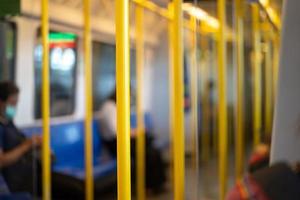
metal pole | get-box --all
[190,16,199,199]
[132,0,171,20]
[273,36,280,101]
[116,0,131,199]
[135,2,146,200]
[41,0,51,199]
[83,0,94,199]
[212,38,218,156]
[172,1,185,199]
[217,0,228,199]
[168,2,174,193]
[264,40,273,135]
[200,34,210,162]
[234,0,245,180]
[252,4,262,147]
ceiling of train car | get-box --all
[49,0,169,39]
[50,0,283,20]
[49,0,283,45]
[50,0,114,17]
[151,0,169,7]
[190,0,283,45]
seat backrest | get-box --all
[23,120,103,167]
[22,113,153,167]
[50,122,85,165]
[50,121,102,166]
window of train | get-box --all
[0,21,16,81]
[92,41,136,112]
[34,31,77,118]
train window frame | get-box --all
[0,20,17,81]
[33,28,78,119]
[92,40,136,112]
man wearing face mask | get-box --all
[0,81,42,194]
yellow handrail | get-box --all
[252,3,262,147]
[212,40,218,156]
[83,0,94,199]
[133,0,171,19]
[135,2,146,200]
[171,1,185,200]
[168,2,174,193]
[132,0,218,34]
[234,0,245,181]
[190,16,199,199]
[217,0,228,199]
[273,36,280,103]
[200,34,210,162]
[41,0,51,199]
[258,0,281,31]
[116,0,132,199]
[264,41,273,135]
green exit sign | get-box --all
[0,0,20,17]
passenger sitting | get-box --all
[98,89,167,194]
[226,162,300,200]
[248,135,271,173]
[0,173,32,199]
[0,173,10,195]
[0,81,42,194]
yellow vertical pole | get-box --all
[116,0,131,199]
[168,3,174,192]
[264,40,273,134]
[252,4,262,147]
[135,2,145,200]
[217,0,228,199]
[41,0,51,199]
[234,0,245,180]
[83,0,94,199]
[273,36,280,100]
[190,16,199,199]
[200,35,210,162]
[212,38,218,156]
[172,0,185,200]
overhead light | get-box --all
[183,3,220,30]
[205,16,220,29]
[183,3,208,20]
[259,0,269,7]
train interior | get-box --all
[0,0,296,199]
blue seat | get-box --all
[22,120,117,181]
[21,112,154,181]
[50,120,116,180]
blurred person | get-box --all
[98,89,167,194]
[0,81,42,194]
[248,134,272,173]
[226,134,300,200]
[226,162,300,200]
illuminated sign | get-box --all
[49,33,77,48]
[35,32,77,71]
[49,33,77,71]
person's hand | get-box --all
[30,135,42,147]
[254,144,270,156]
[131,129,137,137]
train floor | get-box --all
[100,150,241,200]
